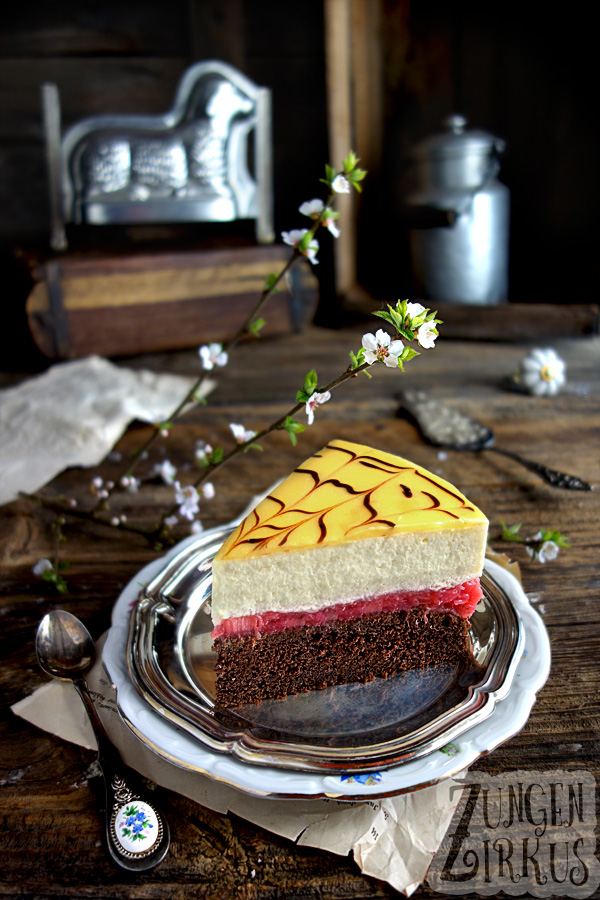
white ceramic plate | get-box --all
[103,532,550,800]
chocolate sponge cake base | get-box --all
[213,608,475,709]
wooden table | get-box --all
[1,323,599,898]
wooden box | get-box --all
[25,245,318,359]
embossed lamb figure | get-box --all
[82,78,254,201]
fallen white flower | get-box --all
[519,348,566,397]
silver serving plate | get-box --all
[126,526,523,774]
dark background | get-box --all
[0,0,596,352]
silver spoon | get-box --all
[35,610,170,871]
[397,389,592,491]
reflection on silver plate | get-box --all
[125,527,523,773]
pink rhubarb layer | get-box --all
[212,578,483,641]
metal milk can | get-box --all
[406,115,510,304]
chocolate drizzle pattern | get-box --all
[217,440,487,561]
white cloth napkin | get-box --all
[0,355,212,506]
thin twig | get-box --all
[156,360,371,536]
[97,192,335,512]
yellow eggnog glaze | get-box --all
[216,440,488,562]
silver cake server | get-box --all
[397,389,592,491]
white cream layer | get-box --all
[211,522,488,626]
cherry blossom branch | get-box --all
[155,362,370,535]
[493,521,570,563]
[22,491,157,538]
[94,155,365,512]
[156,301,441,538]
[28,297,441,567]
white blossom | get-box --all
[299,199,340,238]
[323,213,340,238]
[527,531,561,564]
[538,540,560,563]
[282,228,305,247]
[229,423,256,444]
[153,459,177,484]
[305,391,331,425]
[405,302,426,319]
[281,229,320,265]
[519,348,566,397]
[331,174,351,193]
[173,481,200,521]
[416,321,438,349]
[303,239,320,264]
[164,515,179,528]
[362,329,404,368]
[195,440,213,464]
[120,475,140,493]
[201,482,215,499]
[299,198,324,217]
[199,342,228,371]
[33,558,53,576]
[190,519,204,535]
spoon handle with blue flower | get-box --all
[72,677,170,871]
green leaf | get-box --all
[349,348,365,369]
[244,442,263,453]
[540,529,570,548]
[500,521,523,542]
[296,369,319,402]
[249,316,266,336]
[209,447,224,465]
[347,167,367,191]
[399,346,419,363]
[298,231,314,253]
[372,308,394,326]
[343,150,359,172]
[323,163,336,186]
[279,415,306,446]
[263,273,280,293]
[373,302,406,335]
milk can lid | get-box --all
[413,115,505,159]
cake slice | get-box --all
[211,439,488,708]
